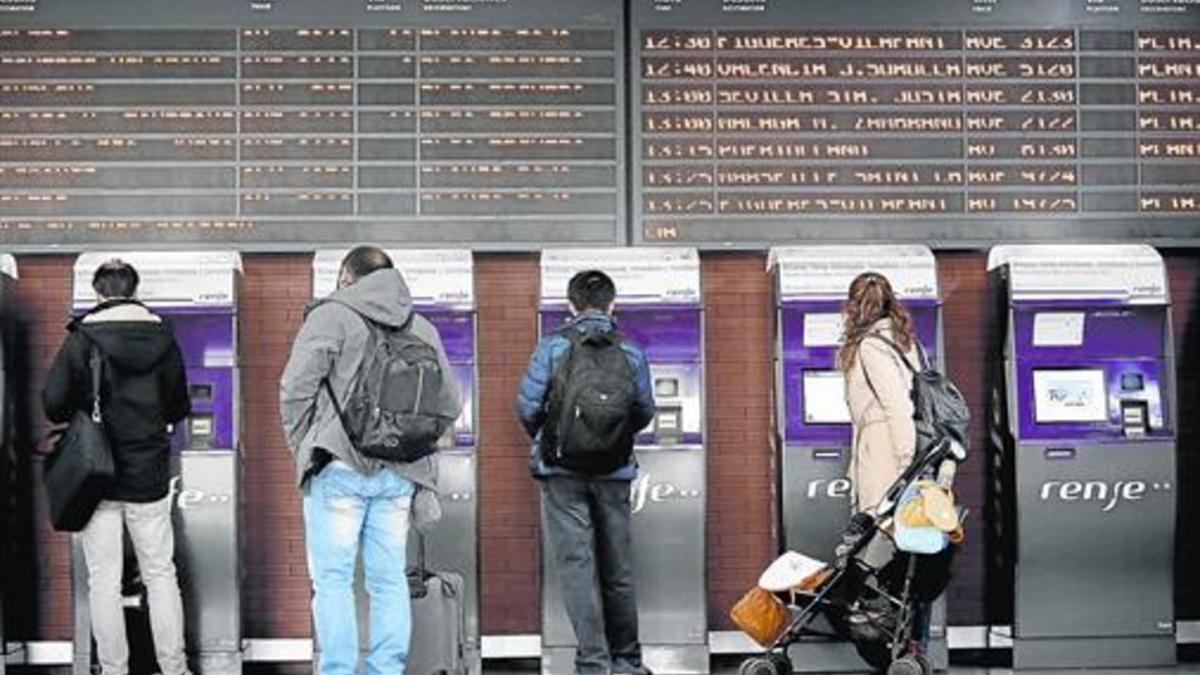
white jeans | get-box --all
[78,496,190,675]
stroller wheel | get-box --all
[768,651,792,675]
[885,656,924,675]
[738,656,781,675]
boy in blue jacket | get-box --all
[517,270,656,675]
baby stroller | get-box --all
[737,438,967,675]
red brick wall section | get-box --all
[1165,251,1200,619]
[934,252,990,626]
[11,255,74,640]
[475,253,542,634]
[239,254,314,638]
[702,252,776,630]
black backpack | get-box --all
[544,329,639,474]
[862,333,970,460]
[318,303,452,463]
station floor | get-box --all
[480,657,1200,674]
[480,662,1200,667]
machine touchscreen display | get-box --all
[802,370,852,424]
[1033,368,1109,423]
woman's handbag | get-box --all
[44,347,115,532]
[730,586,792,647]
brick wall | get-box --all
[1166,251,1200,620]
[935,252,990,625]
[239,254,313,637]
[10,255,75,640]
[475,253,541,634]
[701,253,776,630]
[5,249,1199,646]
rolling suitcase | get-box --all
[406,533,467,675]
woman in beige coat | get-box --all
[838,272,921,515]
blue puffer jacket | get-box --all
[517,312,656,480]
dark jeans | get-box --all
[543,476,643,675]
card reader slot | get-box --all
[812,449,843,461]
[1044,447,1076,460]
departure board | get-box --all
[632,0,1200,246]
[0,0,624,248]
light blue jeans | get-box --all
[304,460,414,675]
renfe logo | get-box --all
[1039,479,1172,512]
[630,472,702,514]
[166,475,234,510]
[806,478,852,500]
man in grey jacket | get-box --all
[280,246,461,675]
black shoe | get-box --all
[612,659,652,675]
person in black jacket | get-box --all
[43,260,192,675]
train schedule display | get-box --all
[632,0,1200,246]
[0,0,625,248]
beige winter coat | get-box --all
[844,319,919,514]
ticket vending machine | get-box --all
[0,256,15,675]
[769,246,947,672]
[70,252,242,675]
[312,249,479,674]
[987,245,1176,670]
[539,249,707,675]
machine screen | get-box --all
[802,370,851,424]
[1033,368,1108,423]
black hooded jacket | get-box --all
[43,300,191,502]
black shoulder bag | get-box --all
[44,346,116,532]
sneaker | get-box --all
[612,659,653,675]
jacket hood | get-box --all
[567,312,616,338]
[75,302,177,374]
[327,268,413,329]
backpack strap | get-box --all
[87,345,104,424]
[863,332,924,374]
[858,332,922,406]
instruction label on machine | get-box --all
[771,245,938,301]
[540,248,700,306]
[73,251,241,308]
[312,249,474,308]
[989,245,1167,304]
[1033,312,1086,347]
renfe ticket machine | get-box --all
[770,246,947,672]
[988,245,1176,670]
[0,256,15,675]
[312,249,480,674]
[70,252,243,675]
[539,248,707,675]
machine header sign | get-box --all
[988,245,1167,304]
[769,245,938,301]
[312,249,474,309]
[540,248,700,306]
[73,251,241,308]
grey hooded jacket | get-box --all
[279,269,461,524]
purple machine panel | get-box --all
[167,307,238,452]
[68,304,239,452]
[779,300,940,445]
[421,307,476,449]
[1011,303,1172,442]
[541,305,703,446]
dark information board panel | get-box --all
[632,0,1200,246]
[0,0,624,248]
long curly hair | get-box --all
[837,272,917,372]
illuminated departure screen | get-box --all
[632,0,1200,246]
[0,0,624,247]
